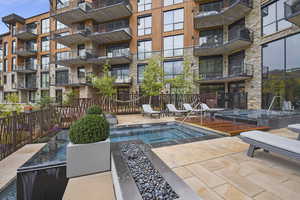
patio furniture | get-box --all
[240,131,300,161]
[288,124,300,140]
[183,103,202,114]
[142,104,161,118]
[166,104,189,116]
[282,101,294,111]
[200,103,224,119]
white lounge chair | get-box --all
[288,124,300,140]
[166,104,188,116]
[183,103,202,113]
[142,104,161,118]
[200,103,224,119]
[240,131,300,161]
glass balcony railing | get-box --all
[14,65,38,73]
[284,0,300,26]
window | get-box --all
[137,64,146,83]
[199,29,223,47]
[11,74,15,84]
[25,57,37,69]
[57,0,70,9]
[56,70,69,85]
[107,44,129,57]
[25,74,36,89]
[41,37,50,52]
[200,1,223,13]
[41,90,50,98]
[41,18,50,34]
[41,55,50,70]
[26,40,37,51]
[138,15,152,36]
[262,0,292,36]
[56,20,67,30]
[56,42,67,49]
[3,75,7,84]
[26,22,37,34]
[3,59,7,72]
[228,51,245,75]
[137,40,152,60]
[228,18,245,41]
[29,91,36,103]
[56,89,63,104]
[0,62,2,72]
[262,33,300,110]
[138,0,151,12]
[12,41,16,54]
[11,24,16,36]
[199,56,223,79]
[77,67,86,79]
[164,0,183,6]
[111,65,130,83]
[164,34,184,57]
[41,72,49,88]
[164,60,183,79]
[56,51,70,61]
[4,42,8,56]
[164,8,184,32]
[77,44,86,57]
[12,57,16,71]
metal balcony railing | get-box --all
[55,75,93,86]
[16,46,37,55]
[106,48,130,58]
[228,27,253,42]
[93,20,131,33]
[15,26,37,35]
[14,65,38,73]
[229,63,254,77]
[17,82,37,90]
[92,0,130,8]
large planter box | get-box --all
[67,138,110,178]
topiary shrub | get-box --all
[69,114,109,144]
[86,105,103,115]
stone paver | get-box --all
[214,184,252,200]
[63,172,115,200]
[0,143,45,190]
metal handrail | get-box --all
[16,26,37,35]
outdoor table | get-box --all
[287,124,300,140]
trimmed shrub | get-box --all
[86,105,103,115]
[69,114,109,144]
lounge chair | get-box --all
[183,103,202,113]
[288,124,300,140]
[142,104,161,118]
[166,104,188,116]
[200,103,224,119]
[240,130,300,161]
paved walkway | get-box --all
[153,137,300,200]
[0,143,45,190]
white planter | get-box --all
[67,138,110,178]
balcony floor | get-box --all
[55,58,90,66]
[54,33,90,47]
[15,32,37,40]
[53,7,88,25]
[89,29,132,44]
[194,2,252,29]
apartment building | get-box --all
[0,0,299,110]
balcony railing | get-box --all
[284,0,300,26]
[55,76,92,87]
[52,26,91,46]
[197,63,253,83]
[14,65,38,73]
[194,28,253,56]
[194,0,252,29]
[54,49,94,66]
[114,76,132,84]
[16,46,37,57]
[17,82,37,90]
[15,26,37,40]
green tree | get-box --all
[141,56,164,104]
[63,90,79,106]
[38,95,55,109]
[165,57,195,94]
[91,61,117,112]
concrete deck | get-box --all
[117,114,177,126]
[0,143,46,190]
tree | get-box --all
[63,90,79,106]
[165,57,195,94]
[141,56,164,104]
[38,95,55,109]
[91,61,117,112]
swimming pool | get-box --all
[111,122,222,147]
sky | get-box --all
[0,0,50,34]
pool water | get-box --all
[110,123,220,144]
[0,180,16,200]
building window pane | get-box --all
[12,41,16,54]
[164,8,184,32]
[164,34,184,57]
[41,55,50,70]
[77,67,86,79]
[56,20,68,30]
[199,56,223,78]
[138,40,152,60]
[57,0,70,9]
[12,57,16,71]
[164,0,183,6]
[164,60,183,80]
[137,64,146,83]
[138,15,152,36]
[199,29,223,47]
[138,0,152,12]
[41,37,50,52]
[41,72,49,88]
[41,18,50,34]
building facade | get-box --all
[0,0,299,110]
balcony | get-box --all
[51,1,92,25]
[14,65,37,73]
[54,50,92,66]
[113,76,132,85]
[89,0,132,23]
[55,77,92,87]
[195,63,254,84]
[89,22,132,44]
[285,0,300,26]
[194,0,252,29]
[194,28,252,56]
[15,27,37,40]
[17,82,37,91]
[16,46,37,57]
[89,48,132,65]
[52,26,91,47]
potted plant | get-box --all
[67,107,110,178]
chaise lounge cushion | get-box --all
[241,131,300,154]
[288,124,300,132]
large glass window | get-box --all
[262,0,292,36]
[3,59,7,72]
[41,37,50,52]
[199,56,223,79]
[164,60,183,79]
[200,1,223,13]
[41,72,49,88]
[164,34,184,57]
[41,55,50,70]
[57,0,70,9]
[41,18,50,34]
[138,15,152,36]
[199,29,223,47]
[12,57,16,71]
[56,20,68,30]
[164,0,183,6]
[228,51,245,75]
[262,33,300,110]
[56,51,70,61]
[138,0,151,12]
[137,40,152,60]
[137,64,146,83]
[164,8,184,32]
[111,65,130,83]
[107,44,129,57]
[56,70,69,85]
[12,41,16,54]
[77,67,86,79]
[4,42,8,56]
